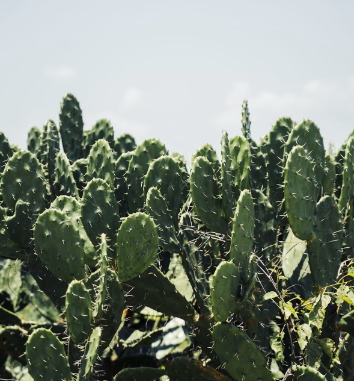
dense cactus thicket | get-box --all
[1,94,354,380]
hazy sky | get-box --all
[1,0,353,162]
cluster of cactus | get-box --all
[1,94,354,380]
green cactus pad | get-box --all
[229,135,251,197]
[221,131,234,222]
[114,133,136,157]
[144,155,182,226]
[339,136,354,211]
[0,326,27,359]
[26,328,72,381]
[59,93,84,162]
[284,120,325,187]
[5,200,32,248]
[90,119,114,146]
[0,131,12,171]
[212,322,273,381]
[146,187,181,253]
[166,357,232,381]
[291,365,326,380]
[308,196,343,289]
[86,269,125,353]
[127,265,195,321]
[322,154,335,196]
[86,139,115,185]
[65,280,92,343]
[1,150,46,215]
[114,151,134,216]
[338,310,354,336]
[253,189,277,262]
[250,139,268,193]
[190,156,228,234]
[93,234,108,319]
[113,367,166,381]
[284,146,318,241]
[34,209,86,283]
[116,212,159,282]
[126,138,167,212]
[54,152,79,198]
[27,126,41,155]
[230,189,255,283]
[191,143,221,176]
[81,178,120,251]
[39,119,60,187]
[266,117,293,208]
[282,228,313,300]
[0,206,25,260]
[50,196,97,267]
[210,261,241,322]
[77,326,102,381]
[71,158,88,194]
[179,212,211,316]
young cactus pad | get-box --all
[116,212,159,282]
[284,146,318,241]
[230,189,255,283]
[65,280,92,343]
[34,209,86,283]
[26,328,72,381]
[210,261,241,322]
[212,322,273,381]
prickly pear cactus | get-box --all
[26,328,72,381]
[116,212,159,281]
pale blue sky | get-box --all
[1,0,353,162]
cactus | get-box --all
[93,234,108,319]
[27,126,41,155]
[190,156,228,234]
[86,139,115,185]
[113,367,166,381]
[322,154,336,196]
[77,327,102,381]
[212,322,273,381]
[0,131,12,171]
[1,150,47,215]
[26,328,72,381]
[3,94,354,380]
[144,155,182,227]
[210,261,241,321]
[284,145,318,241]
[65,280,92,343]
[265,117,293,208]
[59,93,84,162]
[307,195,343,289]
[291,365,326,380]
[5,200,32,248]
[39,119,60,188]
[229,136,251,198]
[284,120,325,189]
[145,187,181,252]
[114,151,134,216]
[54,151,79,198]
[126,138,167,212]
[338,136,354,211]
[116,212,159,281]
[71,158,88,194]
[114,133,136,157]
[230,189,255,284]
[34,209,86,283]
[221,131,234,222]
[81,178,120,251]
[50,195,97,267]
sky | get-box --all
[1,0,353,163]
